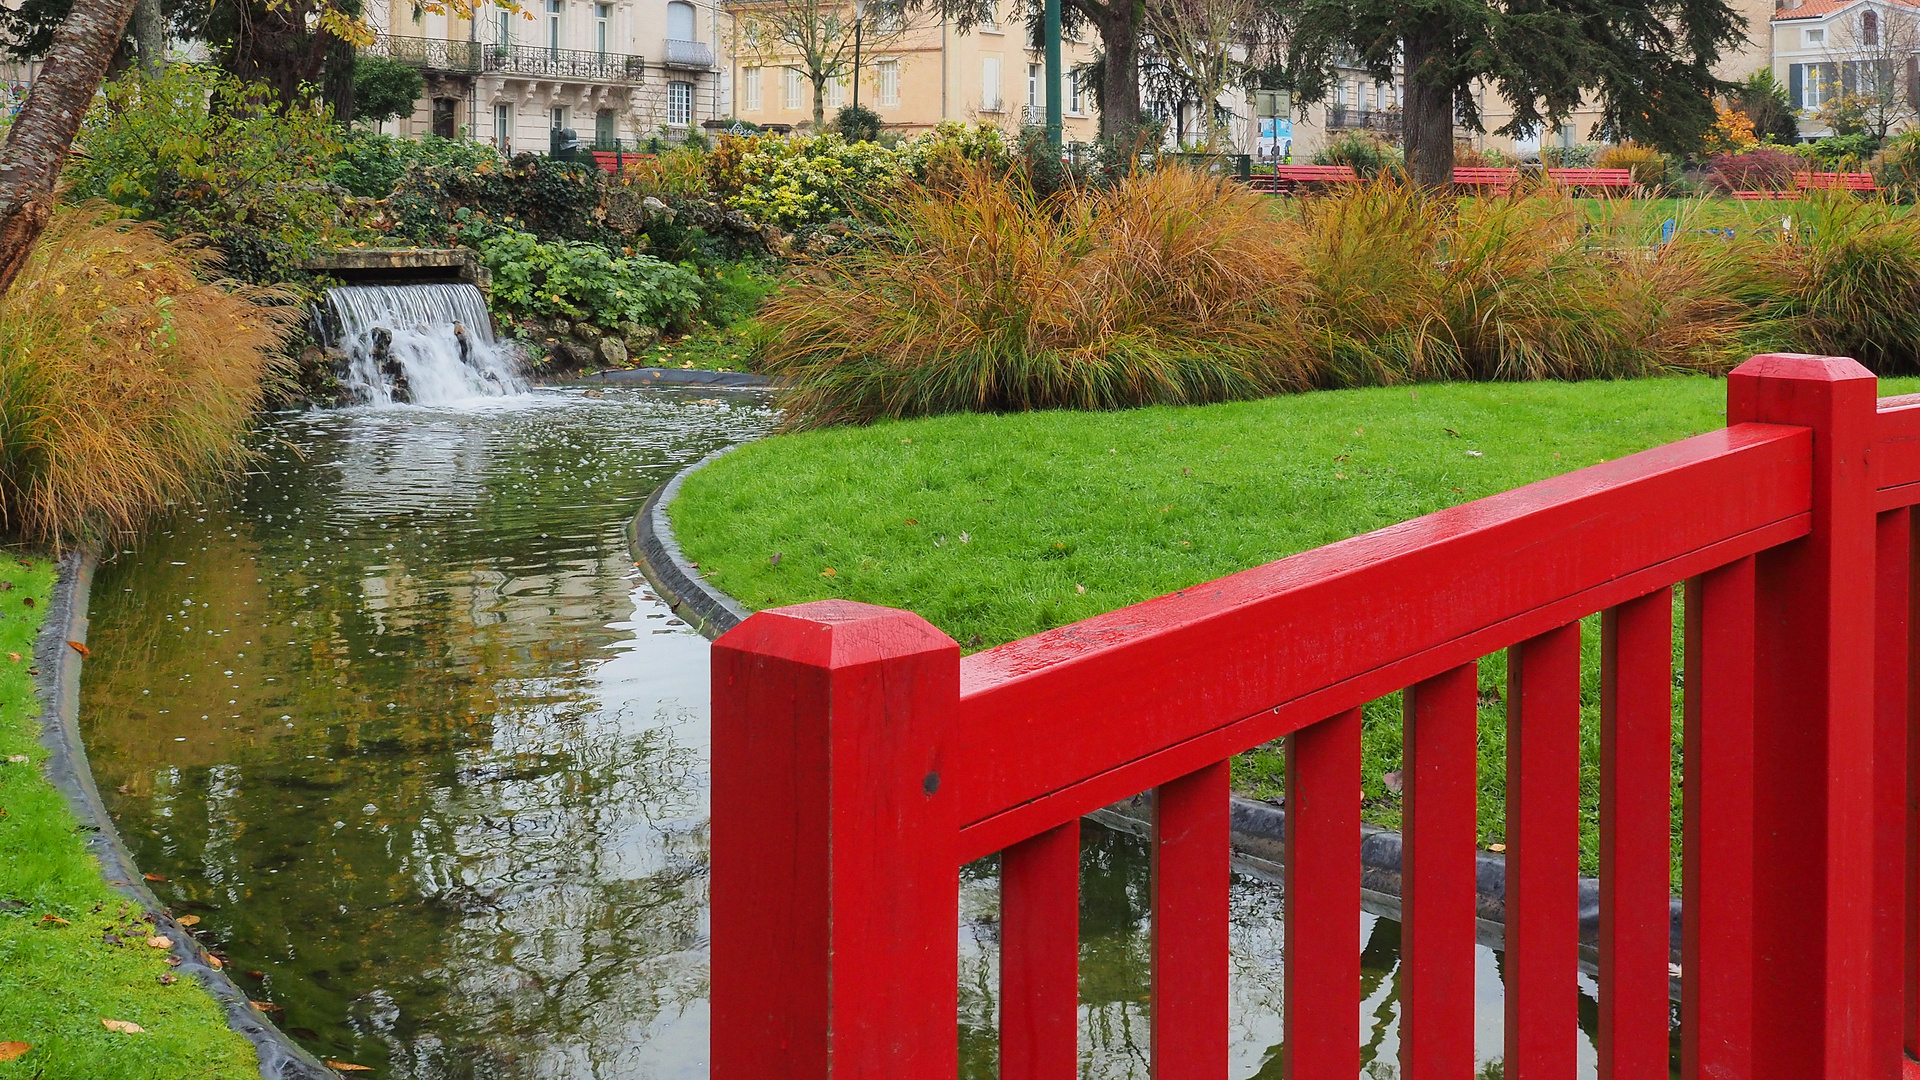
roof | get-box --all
[1776,0,1920,21]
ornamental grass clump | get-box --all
[0,207,296,546]
[758,166,1315,426]
[1755,193,1920,371]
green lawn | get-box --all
[674,376,1920,879]
[0,558,257,1080]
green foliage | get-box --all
[1806,132,1881,167]
[1540,142,1601,168]
[1595,142,1670,187]
[0,560,262,1080]
[330,131,503,199]
[64,65,346,283]
[1736,69,1800,144]
[1312,130,1402,178]
[835,103,883,142]
[1873,131,1920,199]
[1817,92,1877,138]
[695,261,780,327]
[726,131,907,227]
[353,55,424,126]
[455,215,701,331]
[614,146,711,199]
[388,151,615,246]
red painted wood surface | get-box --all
[952,425,1811,860]
[1151,761,1229,1080]
[1875,509,1913,1075]
[1286,708,1362,1080]
[1599,590,1674,1079]
[1682,558,1757,1080]
[1733,354,1880,1080]
[709,601,961,1080]
[1001,822,1080,1080]
[1400,664,1479,1080]
[1505,622,1582,1080]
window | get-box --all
[546,0,562,51]
[551,105,567,129]
[432,97,457,137]
[668,80,694,125]
[1068,69,1082,113]
[1028,62,1041,108]
[1806,26,1825,44]
[784,67,804,109]
[595,2,610,54]
[497,8,512,45]
[870,4,900,32]
[596,107,615,145]
[1790,62,1838,108]
[1864,9,1879,45]
[877,58,899,106]
[744,66,763,111]
[667,0,696,39]
[493,102,511,148]
[982,55,1001,110]
[981,0,998,30]
[826,75,846,109]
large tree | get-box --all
[729,0,925,129]
[1279,0,1744,186]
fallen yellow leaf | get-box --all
[175,915,199,927]
[0,1042,30,1062]
[145,936,171,948]
[327,1062,375,1072]
[100,1019,144,1034]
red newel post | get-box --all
[1728,354,1879,1080]
[710,600,961,1080]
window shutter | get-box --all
[1791,63,1804,107]
[1909,55,1919,109]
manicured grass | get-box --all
[628,320,759,373]
[0,557,257,1080]
[674,377,1920,879]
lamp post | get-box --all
[1043,0,1060,147]
[851,0,864,114]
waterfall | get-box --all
[326,284,528,406]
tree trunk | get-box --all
[131,0,163,75]
[0,0,141,299]
[1093,0,1140,139]
[812,77,825,129]
[322,30,355,123]
[1402,22,1455,188]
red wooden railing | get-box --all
[709,354,1920,1079]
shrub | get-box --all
[354,56,425,126]
[1806,132,1880,168]
[1707,147,1799,192]
[1313,131,1401,178]
[903,120,1012,191]
[456,216,701,331]
[330,132,504,199]
[1873,131,1920,199]
[836,103,883,142]
[1752,194,1920,371]
[387,151,615,246]
[1703,101,1760,155]
[0,206,296,545]
[1541,143,1600,168]
[1595,142,1669,188]
[617,146,711,200]
[726,132,906,227]
[64,65,346,283]
[758,167,1313,426]
[1735,70,1799,144]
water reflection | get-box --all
[82,389,772,1079]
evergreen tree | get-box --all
[1277,0,1745,186]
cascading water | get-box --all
[325,283,528,406]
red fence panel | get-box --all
[710,353,1920,1080]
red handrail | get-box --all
[712,354,1908,1080]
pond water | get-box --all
[78,387,1621,1079]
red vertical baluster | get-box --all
[710,600,961,1080]
[1599,589,1674,1080]
[1152,760,1229,1080]
[1731,355,1878,1080]
[1286,707,1362,1080]
[1909,510,1920,1072]
[1505,621,1582,1080]
[1001,821,1080,1080]
[1401,666,1479,1080]
[1876,508,1913,1077]
[1681,559,1756,1080]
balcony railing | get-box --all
[663,38,715,69]
[484,43,645,82]
[362,33,483,73]
[1326,106,1402,133]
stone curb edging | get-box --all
[631,452,1685,1001]
[32,551,339,1080]
[629,446,752,638]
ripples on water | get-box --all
[79,387,1621,1079]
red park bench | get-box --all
[1453,166,1520,193]
[1546,167,1635,192]
[589,150,656,173]
[1248,164,1361,194]
[1798,171,1877,193]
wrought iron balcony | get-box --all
[663,38,714,68]
[484,43,646,82]
[1325,106,1402,133]
[362,33,483,73]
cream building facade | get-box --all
[1771,0,1920,138]
[361,0,726,151]
[720,0,1100,141]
